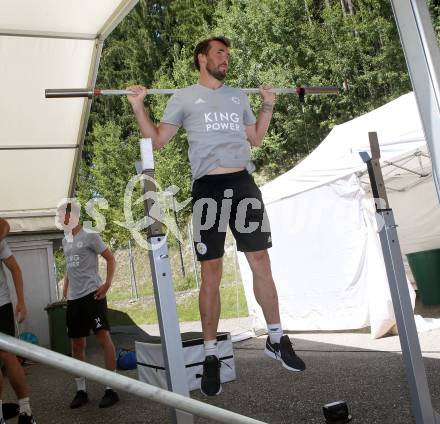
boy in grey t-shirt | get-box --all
[62,228,107,301]
[127,36,306,396]
[0,222,37,424]
[60,202,119,409]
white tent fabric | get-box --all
[0,0,124,35]
[239,92,440,338]
[0,0,138,232]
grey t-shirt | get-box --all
[62,228,107,300]
[0,240,12,307]
[161,84,257,180]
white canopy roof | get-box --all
[0,0,138,233]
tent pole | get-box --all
[361,132,440,424]
[391,0,440,202]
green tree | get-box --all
[211,0,411,177]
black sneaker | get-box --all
[17,413,37,424]
[99,389,119,408]
[3,402,19,419]
[265,335,306,372]
[69,390,89,409]
[200,355,222,396]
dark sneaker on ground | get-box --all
[69,390,89,409]
[265,335,306,372]
[17,413,37,424]
[99,389,119,408]
[200,355,222,396]
[3,402,19,420]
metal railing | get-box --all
[0,333,267,424]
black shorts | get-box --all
[191,170,272,261]
[0,303,15,337]
[66,291,110,338]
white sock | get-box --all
[75,376,86,392]
[268,323,283,344]
[18,397,32,416]
[204,339,219,358]
[0,400,3,420]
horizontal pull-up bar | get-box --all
[45,86,339,99]
[0,333,267,424]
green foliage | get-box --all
[77,121,145,247]
[108,284,248,325]
[174,274,198,292]
[54,248,66,282]
[76,0,415,246]
[428,0,440,40]
[210,0,410,177]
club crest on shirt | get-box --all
[196,242,207,255]
[231,97,240,104]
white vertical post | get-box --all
[391,0,440,200]
[139,138,193,424]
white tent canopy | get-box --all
[0,0,138,232]
[239,92,440,338]
[0,0,138,345]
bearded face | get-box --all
[206,56,227,81]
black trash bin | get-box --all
[45,301,71,356]
[407,248,440,305]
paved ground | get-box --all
[3,299,440,423]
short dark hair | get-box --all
[193,36,231,70]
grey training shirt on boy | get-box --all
[62,228,107,300]
[161,84,257,180]
[0,240,12,307]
